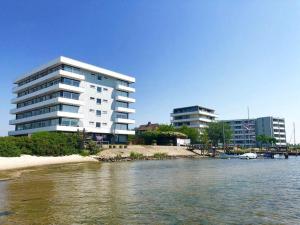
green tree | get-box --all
[158,124,176,132]
[199,129,210,149]
[205,122,232,147]
[177,125,200,143]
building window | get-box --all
[89,121,94,125]
[96,98,101,104]
[102,123,107,126]
[116,90,129,97]
[90,97,95,100]
[103,99,108,103]
[96,122,101,128]
[116,101,128,108]
[90,85,95,88]
[89,109,95,112]
[96,110,101,116]
[103,111,107,114]
[97,87,102,93]
[115,123,128,130]
[103,88,108,91]
[97,75,102,80]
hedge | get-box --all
[0,131,88,157]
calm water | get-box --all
[0,158,300,225]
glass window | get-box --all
[97,75,102,80]
[96,122,101,128]
[96,110,101,116]
[97,87,102,92]
[115,123,128,130]
[90,85,95,88]
[115,101,129,108]
[116,90,129,97]
[96,98,101,104]
[90,97,95,100]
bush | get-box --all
[153,152,168,159]
[80,150,90,157]
[29,132,81,156]
[86,141,100,155]
[129,152,144,160]
[0,137,21,157]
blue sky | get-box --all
[1,0,300,143]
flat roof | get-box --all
[173,105,215,112]
[14,56,135,84]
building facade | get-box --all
[223,119,257,148]
[171,105,217,132]
[223,116,286,148]
[256,117,286,147]
[9,56,136,143]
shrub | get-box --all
[80,150,90,157]
[86,141,100,155]
[29,132,81,156]
[129,152,144,160]
[0,137,21,157]
[153,152,168,159]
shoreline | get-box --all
[0,146,200,172]
[0,154,98,172]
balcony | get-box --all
[115,107,135,113]
[13,70,85,93]
[171,117,213,123]
[9,125,84,136]
[171,110,218,118]
[9,111,83,125]
[114,129,135,135]
[10,97,85,114]
[11,83,84,104]
[116,95,135,103]
[115,118,135,124]
[116,84,135,93]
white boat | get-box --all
[239,153,257,159]
[273,154,285,159]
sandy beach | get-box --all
[0,154,98,171]
[97,145,198,160]
[0,146,199,171]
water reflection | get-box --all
[0,158,300,224]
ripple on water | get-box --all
[0,158,300,224]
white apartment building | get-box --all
[171,105,217,132]
[9,56,136,143]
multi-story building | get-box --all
[256,117,286,147]
[223,116,286,148]
[223,119,257,148]
[9,56,136,143]
[171,105,218,132]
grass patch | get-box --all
[153,152,168,159]
[129,152,144,160]
[80,150,90,157]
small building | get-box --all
[171,105,218,133]
[136,122,159,134]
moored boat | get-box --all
[239,153,257,159]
